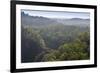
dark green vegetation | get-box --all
[21,12,90,63]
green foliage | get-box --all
[39,25,89,49]
[24,27,48,50]
[42,31,90,61]
[22,25,90,62]
[42,50,61,61]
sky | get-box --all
[21,9,90,19]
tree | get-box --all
[21,26,49,62]
[42,31,90,61]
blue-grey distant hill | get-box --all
[21,12,90,28]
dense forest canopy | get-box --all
[21,12,90,63]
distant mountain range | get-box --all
[55,18,90,26]
[21,12,90,27]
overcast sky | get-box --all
[21,10,90,19]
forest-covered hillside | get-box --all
[21,12,90,63]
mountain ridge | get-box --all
[21,12,90,27]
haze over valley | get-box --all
[21,11,90,63]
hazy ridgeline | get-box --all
[21,12,90,63]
